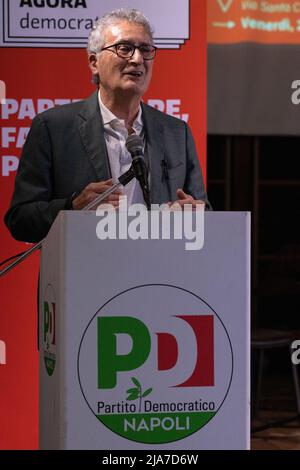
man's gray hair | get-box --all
[87,8,154,55]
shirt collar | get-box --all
[98,90,143,132]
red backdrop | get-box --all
[0,0,206,449]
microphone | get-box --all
[126,134,150,209]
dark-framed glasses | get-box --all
[101,42,157,60]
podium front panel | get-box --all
[39,211,250,449]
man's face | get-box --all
[90,20,154,100]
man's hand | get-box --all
[169,189,205,209]
[72,179,123,210]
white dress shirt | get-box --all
[98,91,145,206]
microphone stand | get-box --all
[141,183,151,211]
[0,167,135,278]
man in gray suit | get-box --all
[5,8,210,243]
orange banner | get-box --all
[208,0,300,44]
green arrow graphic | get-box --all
[213,21,236,29]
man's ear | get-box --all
[88,53,98,74]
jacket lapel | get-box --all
[77,91,111,181]
[77,95,167,200]
[142,103,166,203]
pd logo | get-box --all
[98,315,214,389]
[42,284,56,376]
[78,285,233,445]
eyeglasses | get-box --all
[100,42,157,60]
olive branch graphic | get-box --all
[126,377,153,413]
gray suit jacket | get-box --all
[4,91,211,242]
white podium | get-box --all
[39,211,250,450]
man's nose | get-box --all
[129,47,144,63]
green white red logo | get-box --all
[42,284,56,376]
[78,285,233,444]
